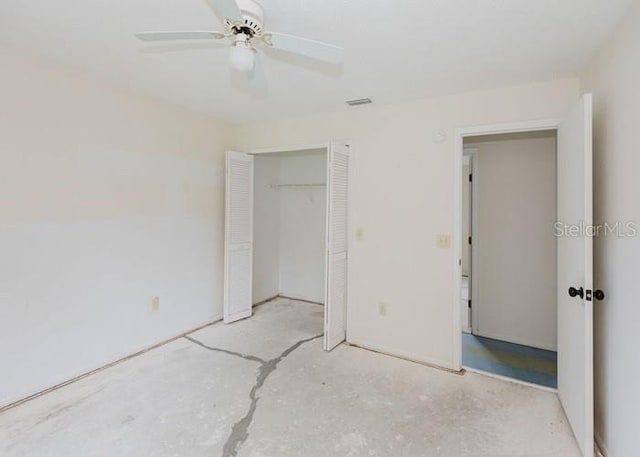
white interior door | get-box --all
[557,94,593,457]
[224,151,254,324]
[324,141,350,351]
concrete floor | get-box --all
[0,298,581,457]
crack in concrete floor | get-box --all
[184,333,324,457]
[184,336,266,364]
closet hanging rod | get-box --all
[269,183,327,189]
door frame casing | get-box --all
[452,119,561,371]
[251,142,329,155]
[462,148,478,334]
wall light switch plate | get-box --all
[151,296,160,312]
[437,235,451,249]
[356,227,364,241]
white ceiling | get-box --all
[0,0,632,124]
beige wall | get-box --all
[235,78,580,368]
[467,133,557,350]
[0,44,233,407]
[582,2,640,456]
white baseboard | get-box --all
[463,366,557,393]
[253,295,280,307]
[0,318,220,413]
[346,338,458,373]
[278,293,324,305]
[472,329,557,352]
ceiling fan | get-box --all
[134,0,345,89]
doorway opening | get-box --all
[224,142,350,352]
[460,130,558,389]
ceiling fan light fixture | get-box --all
[229,43,255,72]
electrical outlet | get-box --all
[379,302,388,317]
[151,296,160,312]
[356,227,364,241]
[437,234,451,249]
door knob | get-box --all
[569,287,584,299]
[594,290,606,301]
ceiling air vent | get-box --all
[346,98,373,107]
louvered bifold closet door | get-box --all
[324,142,350,351]
[224,151,254,324]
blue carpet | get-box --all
[462,333,557,388]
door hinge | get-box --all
[469,174,473,182]
[468,300,472,309]
[468,236,472,245]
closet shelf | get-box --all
[269,183,327,189]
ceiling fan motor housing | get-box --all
[227,0,265,35]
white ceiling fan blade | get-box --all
[204,0,245,25]
[249,52,267,90]
[265,32,344,65]
[135,31,226,42]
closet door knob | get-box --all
[568,287,584,299]
[594,290,606,301]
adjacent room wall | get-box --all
[466,133,557,351]
[278,151,327,303]
[0,44,233,407]
[234,78,580,368]
[252,155,281,304]
[581,2,640,456]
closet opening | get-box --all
[224,142,350,351]
[253,148,328,308]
